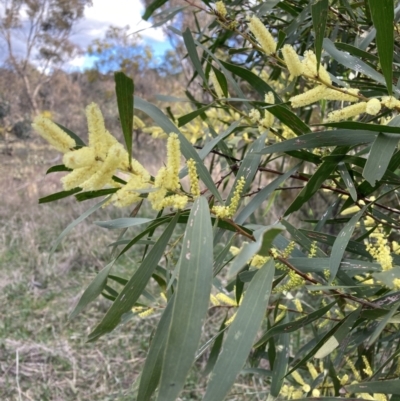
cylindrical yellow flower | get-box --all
[281,44,303,77]
[187,158,200,198]
[86,102,118,157]
[302,50,331,85]
[215,293,237,306]
[325,102,367,122]
[210,69,225,99]
[290,85,327,108]
[148,167,168,210]
[80,143,125,190]
[323,87,359,102]
[249,108,261,123]
[63,147,96,169]
[32,116,76,153]
[366,98,381,115]
[248,16,276,55]
[159,194,188,210]
[215,1,227,17]
[228,176,246,216]
[382,96,400,109]
[111,174,148,208]
[165,133,181,190]
[61,164,99,190]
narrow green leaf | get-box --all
[158,197,213,401]
[39,188,81,204]
[335,42,379,62]
[177,104,212,127]
[134,96,222,202]
[203,259,275,401]
[75,188,118,202]
[137,298,175,401]
[211,66,229,98]
[94,217,152,229]
[183,28,207,84]
[203,317,228,376]
[322,121,400,134]
[311,0,329,70]
[142,0,168,20]
[329,206,367,283]
[55,123,86,146]
[346,379,400,395]
[87,214,179,341]
[314,307,361,359]
[270,324,290,397]
[69,260,114,319]
[367,301,400,346]
[265,104,311,136]
[254,301,337,348]
[284,159,339,216]
[368,0,394,94]
[46,164,71,174]
[338,162,357,201]
[323,38,391,90]
[114,72,134,161]
[49,197,109,259]
[363,133,398,186]
[259,130,377,154]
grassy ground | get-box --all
[0,141,268,401]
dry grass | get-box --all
[0,141,268,401]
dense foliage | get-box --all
[32,0,400,399]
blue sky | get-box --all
[70,0,173,70]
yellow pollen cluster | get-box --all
[366,231,393,271]
[32,116,76,153]
[302,50,331,85]
[281,44,303,77]
[187,158,201,198]
[249,108,261,123]
[308,241,318,258]
[366,98,382,115]
[250,254,269,268]
[382,96,400,109]
[248,15,276,56]
[213,176,246,218]
[258,92,274,132]
[215,1,227,17]
[325,102,367,123]
[362,355,373,377]
[290,85,327,108]
[323,87,360,102]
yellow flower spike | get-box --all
[63,147,96,169]
[362,355,373,377]
[138,308,155,318]
[229,246,241,256]
[210,69,225,99]
[210,294,220,306]
[61,164,99,190]
[111,174,148,208]
[248,15,277,56]
[339,374,349,385]
[289,85,327,108]
[308,241,318,258]
[323,87,360,102]
[302,50,331,85]
[249,108,261,123]
[215,293,237,306]
[366,98,382,115]
[312,389,321,397]
[346,356,362,381]
[307,362,319,380]
[86,103,118,158]
[382,96,400,109]
[281,44,303,77]
[133,115,145,130]
[374,395,388,401]
[215,1,227,17]
[250,254,269,268]
[165,133,181,190]
[325,102,368,123]
[393,278,400,289]
[187,158,200,198]
[32,115,76,153]
[259,92,275,129]
[159,194,188,210]
[160,292,167,303]
[291,370,306,386]
[80,143,126,191]
[228,176,246,216]
[293,298,303,313]
[225,311,237,326]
